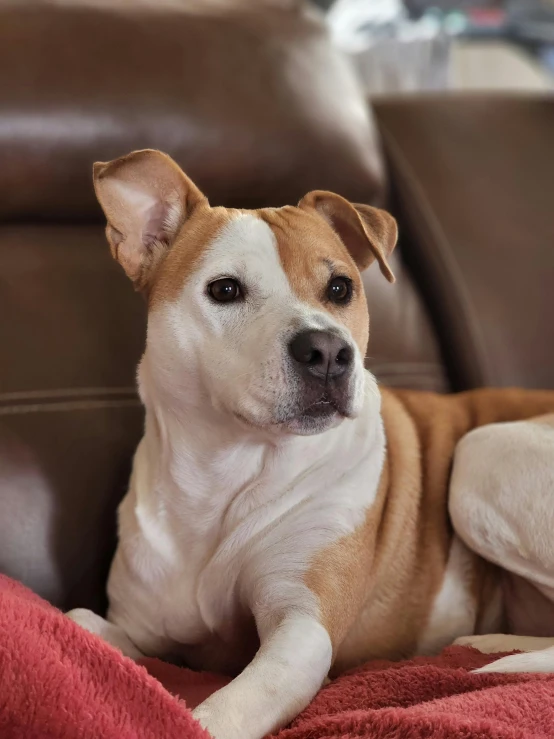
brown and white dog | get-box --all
[68,149,554,739]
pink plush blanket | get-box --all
[1,574,554,738]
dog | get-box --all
[67,149,554,739]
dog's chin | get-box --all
[230,399,350,437]
[282,406,345,436]
[228,384,360,437]
[278,394,357,436]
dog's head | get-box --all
[94,150,397,435]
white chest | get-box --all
[107,492,236,653]
[106,395,385,662]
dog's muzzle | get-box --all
[287,329,355,421]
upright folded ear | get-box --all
[93,149,206,289]
[299,191,397,282]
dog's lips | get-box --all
[301,393,346,419]
[280,389,352,435]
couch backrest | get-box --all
[0,2,384,221]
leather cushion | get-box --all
[374,96,554,390]
[363,252,449,393]
[0,403,142,613]
[0,3,384,219]
[0,226,145,394]
[0,224,145,610]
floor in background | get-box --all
[450,40,552,90]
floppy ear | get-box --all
[93,149,206,289]
[299,190,397,283]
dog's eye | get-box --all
[327,276,352,305]
[207,278,242,303]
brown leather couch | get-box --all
[1,2,553,615]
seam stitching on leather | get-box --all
[0,399,141,416]
[0,387,137,403]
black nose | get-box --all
[288,330,353,380]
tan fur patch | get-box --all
[304,469,387,662]
[148,205,237,309]
[530,413,554,428]
[258,207,370,356]
[305,387,554,674]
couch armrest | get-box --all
[373,96,554,390]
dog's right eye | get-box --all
[207,278,243,303]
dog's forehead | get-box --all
[258,205,354,280]
[256,206,358,310]
[202,205,352,280]
[151,204,353,307]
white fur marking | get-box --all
[475,646,554,674]
[418,536,478,654]
[450,418,554,677]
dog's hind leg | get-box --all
[454,635,554,673]
[66,608,144,660]
[449,415,554,673]
[472,645,554,673]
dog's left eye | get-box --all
[207,278,243,303]
[327,276,352,305]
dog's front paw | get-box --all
[65,608,143,660]
[453,633,517,654]
[192,702,236,739]
[66,608,101,631]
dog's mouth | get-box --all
[293,384,356,428]
[233,394,346,436]
[301,393,342,419]
[279,389,351,435]
[231,378,355,436]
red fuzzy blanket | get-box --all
[1,574,553,738]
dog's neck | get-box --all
[134,353,384,532]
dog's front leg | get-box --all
[192,612,331,739]
[66,608,144,661]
